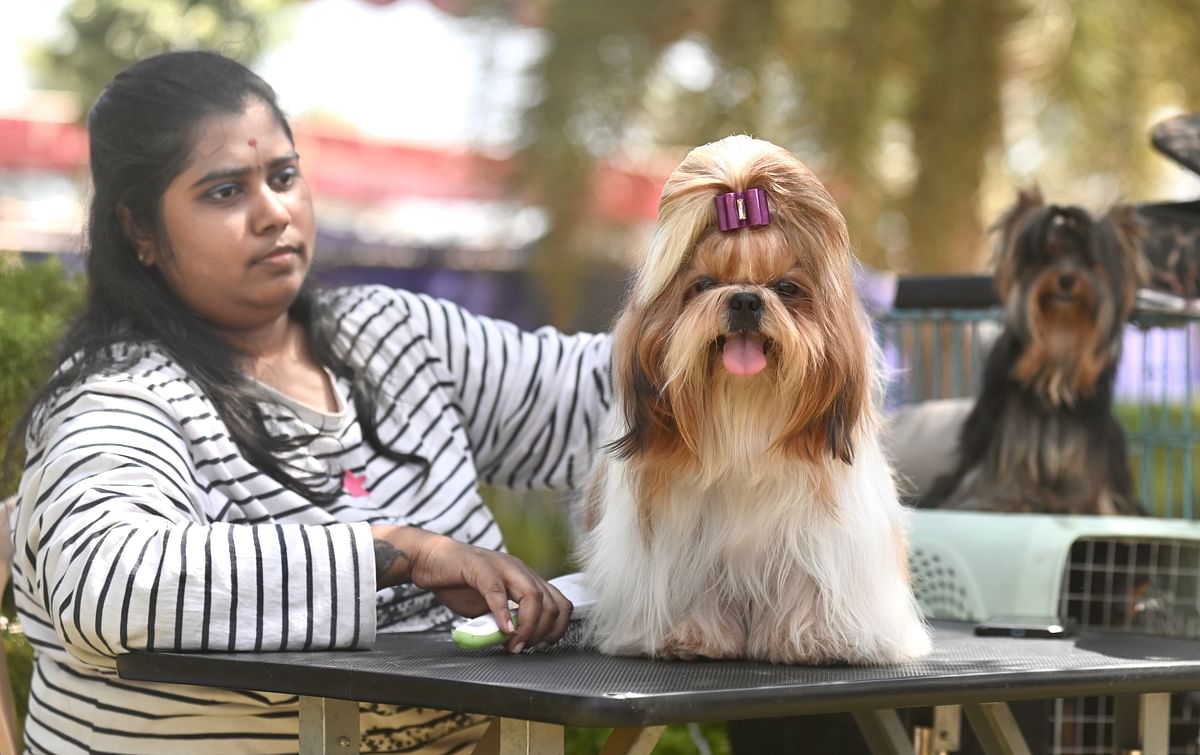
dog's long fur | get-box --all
[578,136,931,664]
[919,189,1146,515]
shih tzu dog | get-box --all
[919,189,1146,515]
[577,135,931,664]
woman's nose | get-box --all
[252,186,290,233]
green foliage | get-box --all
[3,630,32,740]
[566,722,730,754]
[33,0,292,117]
[0,256,85,497]
[1117,401,1200,519]
[0,255,81,740]
[485,486,577,578]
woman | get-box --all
[9,51,610,754]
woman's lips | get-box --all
[255,245,301,265]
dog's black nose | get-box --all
[727,292,763,331]
[1058,273,1076,292]
[729,292,762,312]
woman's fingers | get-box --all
[486,559,543,653]
[465,553,568,653]
[407,530,575,652]
[547,585,573,643]
[509,580,573,652]
[477,576,518,636]
[449,548,537,651]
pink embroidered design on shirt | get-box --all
[342,469,369,498]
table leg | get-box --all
[1113,692,1171,755]
[298,696,360,755]
[469,720,664,755]
[962,703,1031,755]
[598,726,667,755]
[469,718,564,755]
[933,705,962,752]
[470,720,500,755]
[853,709,912,755]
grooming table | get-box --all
[117,620,1200,754]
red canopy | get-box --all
[0,118,89,172]
[0,116,664,222]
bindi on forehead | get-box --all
[246,137,265,169]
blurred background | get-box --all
[4,2,1200,751]
[5,0,1200,332]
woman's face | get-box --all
[144,99,315,334]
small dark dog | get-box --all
[919,188,1146,515]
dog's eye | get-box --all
[693,278,718,294]
[773,280,801,297]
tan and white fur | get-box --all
[578,135,930,664]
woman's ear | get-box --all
[117,206,158,266]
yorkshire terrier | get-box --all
[577,135,931,664]
[919,188,1146,515]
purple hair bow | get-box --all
[714,188,770,232]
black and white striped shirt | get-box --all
[12,285,612,754]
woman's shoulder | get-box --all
[320,284,446,341]
[27,343,207,444]
[53,342,182,386]
[322,284,415,319]
[43,344,203,417]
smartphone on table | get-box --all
[974,615,1077,639]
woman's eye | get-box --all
[693,278,717,294]
[774,280,801,297]
[272,166,299,190]
[205,183,240,201]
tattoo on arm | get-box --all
[374,538,412,584]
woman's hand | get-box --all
[370,526,572,653]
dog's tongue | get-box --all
[722,333,767,377]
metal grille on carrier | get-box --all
[1056,538,1200,755]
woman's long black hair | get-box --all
[11,50,424,503]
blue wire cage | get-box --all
[875,276,1200,519]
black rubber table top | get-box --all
[116,620,1200,727]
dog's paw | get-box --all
[749,621,931,665]
[655,616,746,660]
[747,635,841,665]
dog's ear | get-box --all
[992,187,1044,301]
[777,322,868,465]
[1016,186,1044,210]
[824,388,860,465]
[1103,203,1149,314]
[825,342,869,465]
[609,304,671,459]
[779,375,864,465]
